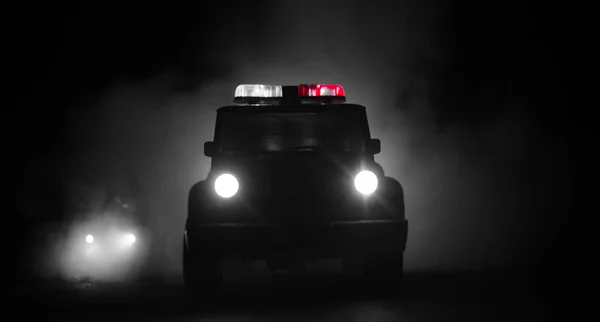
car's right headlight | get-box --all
[214,173,239,198]
[354,170,378,195]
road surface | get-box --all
[10,270,560,322]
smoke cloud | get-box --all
[18,0,571,281]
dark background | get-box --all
[10,0,580,304]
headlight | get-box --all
[124,233,136,245]
[354,170,378,195]
[214,173,239,198]
[85,234,94,244]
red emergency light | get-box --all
[298,84,345,97]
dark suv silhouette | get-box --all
[184,84,408,295]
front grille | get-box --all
[214,157,368,223]
[259,184,359,224]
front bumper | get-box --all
[186,219,408,260]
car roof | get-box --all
[217,103,366,113]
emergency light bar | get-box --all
[233,84,346,104]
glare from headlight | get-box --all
[124,233,136,245]
[214,173,239,198]
[354,170,378,195]
[85,234,94,244]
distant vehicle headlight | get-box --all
[124,233,136,245]
[214,173,239,198]
[85,234,94,244]
[354,170,378,195]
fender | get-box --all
[377,176,406,220]
[186,180,213,226]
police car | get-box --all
[184,84,408,294]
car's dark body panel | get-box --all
[185,219,408,262]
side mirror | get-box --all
[366,138,381,154]
[204,141,216,157]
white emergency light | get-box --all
[235,84,282,99]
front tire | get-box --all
[364,254,404,294]
[183,236,222,298]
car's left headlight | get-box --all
[354,170,378,195]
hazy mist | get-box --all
[17,0,571,281]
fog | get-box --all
[18,0,571,282]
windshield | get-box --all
[217,112,365,154]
